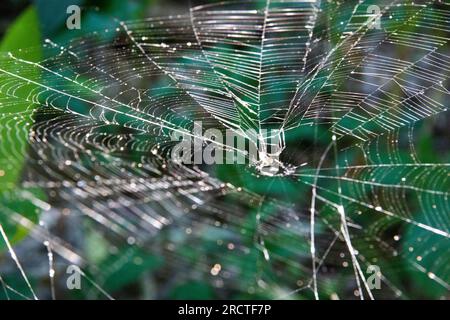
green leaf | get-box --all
[0,6,42,186]
[99,247,163,293]
[0,6,42,54]
[0,6,43,249]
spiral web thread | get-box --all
[0,0,448,299]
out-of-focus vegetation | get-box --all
[0,0,448,300]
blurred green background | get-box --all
[0,0,448,300]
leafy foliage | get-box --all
[0,0,448,300]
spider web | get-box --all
[0,0,449,299]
